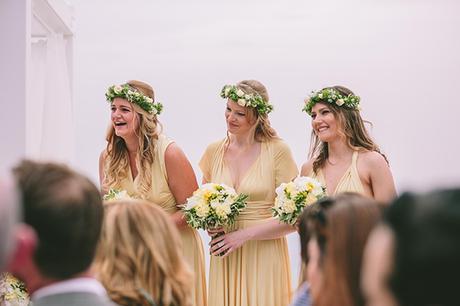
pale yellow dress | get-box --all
[200,138,298,306]
[310,151,364,196]
[115,134,207,306]
[299,150,365,283]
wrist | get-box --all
[244,228,255,241]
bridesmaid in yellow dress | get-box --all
[200,80,298,306]
[300,85,396,202]
[295,85,397,289]
[99,80,207,306]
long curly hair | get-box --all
[94,200,192,306]
[308,85,387,174]
[235,80,278,142]
[103,80,161,199]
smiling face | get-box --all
[111,98,139,139]
[225,99,256,136]
[310,102,342,143]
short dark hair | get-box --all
[385,189,460,306]
[13,160,103,279]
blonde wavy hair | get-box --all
[308,85,388,174]
[103,80,162,199]
[94,200,192,306]
[235,80,278,142]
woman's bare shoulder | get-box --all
[300,158,315,176]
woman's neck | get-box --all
[229,132,257,148]
[122,135,139,155]
[327,138,353,163]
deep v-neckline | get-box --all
[127,162,139,183]
[321,165,352,196]
[320,152,357,196]
[223,144,262,192]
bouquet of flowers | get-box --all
[272,176,326,225]
[103,188,132,201]
[182,183,248,230]
[0,272,29,306]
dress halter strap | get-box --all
[351,150,359,163]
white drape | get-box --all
[28,33,75,164]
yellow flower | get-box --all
[305,182,315,192]
[203,190,213,202]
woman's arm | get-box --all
[164,143,199,228]
[210,220,295,257]
[366,152,397,204]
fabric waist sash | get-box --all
[237,200,273,221]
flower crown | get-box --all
[302,88,360,115]
[105,84,163,115]
[220,84,273,115]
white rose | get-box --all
[283,199,296,214]
[195,201,210,218]
[336,99,345,106]
[318,93,323,99]
[285,182,297,197]
[215,203,231,219]
[185,198,199,210]
[236,89,245,97]
[224,87,231,96]
[114,190,130,200]
[276,183,287,196]
[113,85,122,94]
[237,99,246,107]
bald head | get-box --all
[0,177,20,269]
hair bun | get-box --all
[127,80,155,101]
[237,80,269,103]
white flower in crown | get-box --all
[236,89,245,97]
[237,99,246,106]
[336,98,345,106]
[224,86,231,96]
[113,85,123,94]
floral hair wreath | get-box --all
[105,84,163,115]
[220,84,273,115]
[302,88,360,115]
